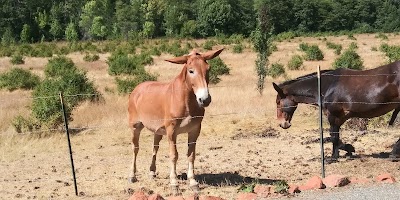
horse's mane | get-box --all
[278,70,334,87]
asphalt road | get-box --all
[288,183,400,200]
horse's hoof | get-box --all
[128,177,138,183]
[389,154,400,162]
[190,184,200,192]
[326,157,338,164]
[170,185,181,196]
[345,152,355,160]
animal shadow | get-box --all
[178,172,280,186]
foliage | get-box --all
[380,43,400,63]
[0,68,40,91]
[32,59,101,128]
[203,40,216,50]
[83,53,100,62]
[20,24,31,43]
[375,32,389,40]
[287,55,303,70]
[115,72,157,94]
[107,51,153,76]
[269,62,285,78]
[232,44,243,53]
[12,115,41,134]
[333,49,364,70]
[300,44,324,61]
[208,57,230,84]
[65,22,79,42]
[348,42,358,50]
[326,41,342,55]
[10,54,25,65]
[273,180,289,194]
[237,182,256,193]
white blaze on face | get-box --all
[195,87,209,105]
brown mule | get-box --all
[128,48,224,195]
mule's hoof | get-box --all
[170,185,181,196]
[345,152,355,160]
[389,154,400,162]
[128,177,138,183]
[190,184,200,192]
[149,171,157,179]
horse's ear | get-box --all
[273,82,286,98]
[165,55,189,64]
[201,48,224,60]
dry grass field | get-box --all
[1,34,400,199]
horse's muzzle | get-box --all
[198,95,211,107]
[279,121,291,129]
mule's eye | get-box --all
[188,69,195,74]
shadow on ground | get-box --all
[178,172,281,186]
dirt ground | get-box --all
[1,34,400,200]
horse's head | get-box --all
[272,83,298,129]
[166,48,224,107]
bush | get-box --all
[10,54,24,65]
[287,55,303,70]
[12,115,41,133]
[348,42,358,50]
[30,43,55,57]
[333,49,364,70]
[380,43,400,63]
[32,70,101,128]
[203,40,216,50]
[303,45,324,61]
[273,180,289,194]
[0,68,40,91]
[375,33,388,40]
[326,41,342,55]
[208,57,230,84]
[107,51,153,76]
[45,56,77,77]
[232,44,243,53]
[269,62,285,78]
[83,53,100,62]
[115,72,158,94]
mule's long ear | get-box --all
[201,48,224,60]
[273,82,286,98]
[165,55,189,64]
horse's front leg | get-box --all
[187,126,201,192]
[166,125,180,195]
[329,124,341,162]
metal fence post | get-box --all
[59,92,78,196]
[317,66,326,178]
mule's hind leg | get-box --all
[389,108,400,126]
[129,122,144,183]
[149,134,163,178]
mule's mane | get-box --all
[278,70,333,87]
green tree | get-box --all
[49,4,63,40]
[65,22,79,42]
[20,24,31,43]
[91,16,107,39]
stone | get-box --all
[299,175,325,191]
[253,185,272,197]
[236,192,257,200]
[323,174,350,187]
[376,173,396,183]
[148,194,165,200]
[288,184,300,194]
[128,191,148,200]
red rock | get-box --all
[148,194,165,200]
[128,191,148,200]
[236,192,257,200]
[299,175,325,191]
[323,175,350,187]
[288,184,300,194]
[349,177,370,185]
[200,196,225,200]
[253,185,272,197]
[376,173,396,183]
[167,196,185,200]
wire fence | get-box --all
[2,69,400,196]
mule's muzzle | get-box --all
[198,95,211,107]
[279,121,291,129]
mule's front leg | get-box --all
[187,128,200,192]
[149,134,163,178]
[167,128,180,195]
[329,125,340,162]
[390,138,400,161]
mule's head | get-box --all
[165,48,224,107]
[273,83,298,129]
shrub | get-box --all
[232,44,243,53]
[375,33,388,40]
[10,54,24,65]
[269,62,285,78]
[275,31,297,41]
[12,115,41,133]
[203,40,216,50]
[30,43,54,57]
[116,72,158,94]
[45,56,77,77]
[348,42,358,50]
[17,44,34,56]
[273,180,289,194]
[83,53,100,62]
[303,45,324,61]
[347,33,356,40]
[326,41,342,55]
[0,68,40,91]
[380,43,400,63]
[32,70,101,128]
[107,49,154,76]
[287,55,303,70]
[299,43,309,51]
[208,57,230,84]
[333,49,364,70]
[166,41,187,57]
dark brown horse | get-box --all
[273,61,400,162]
